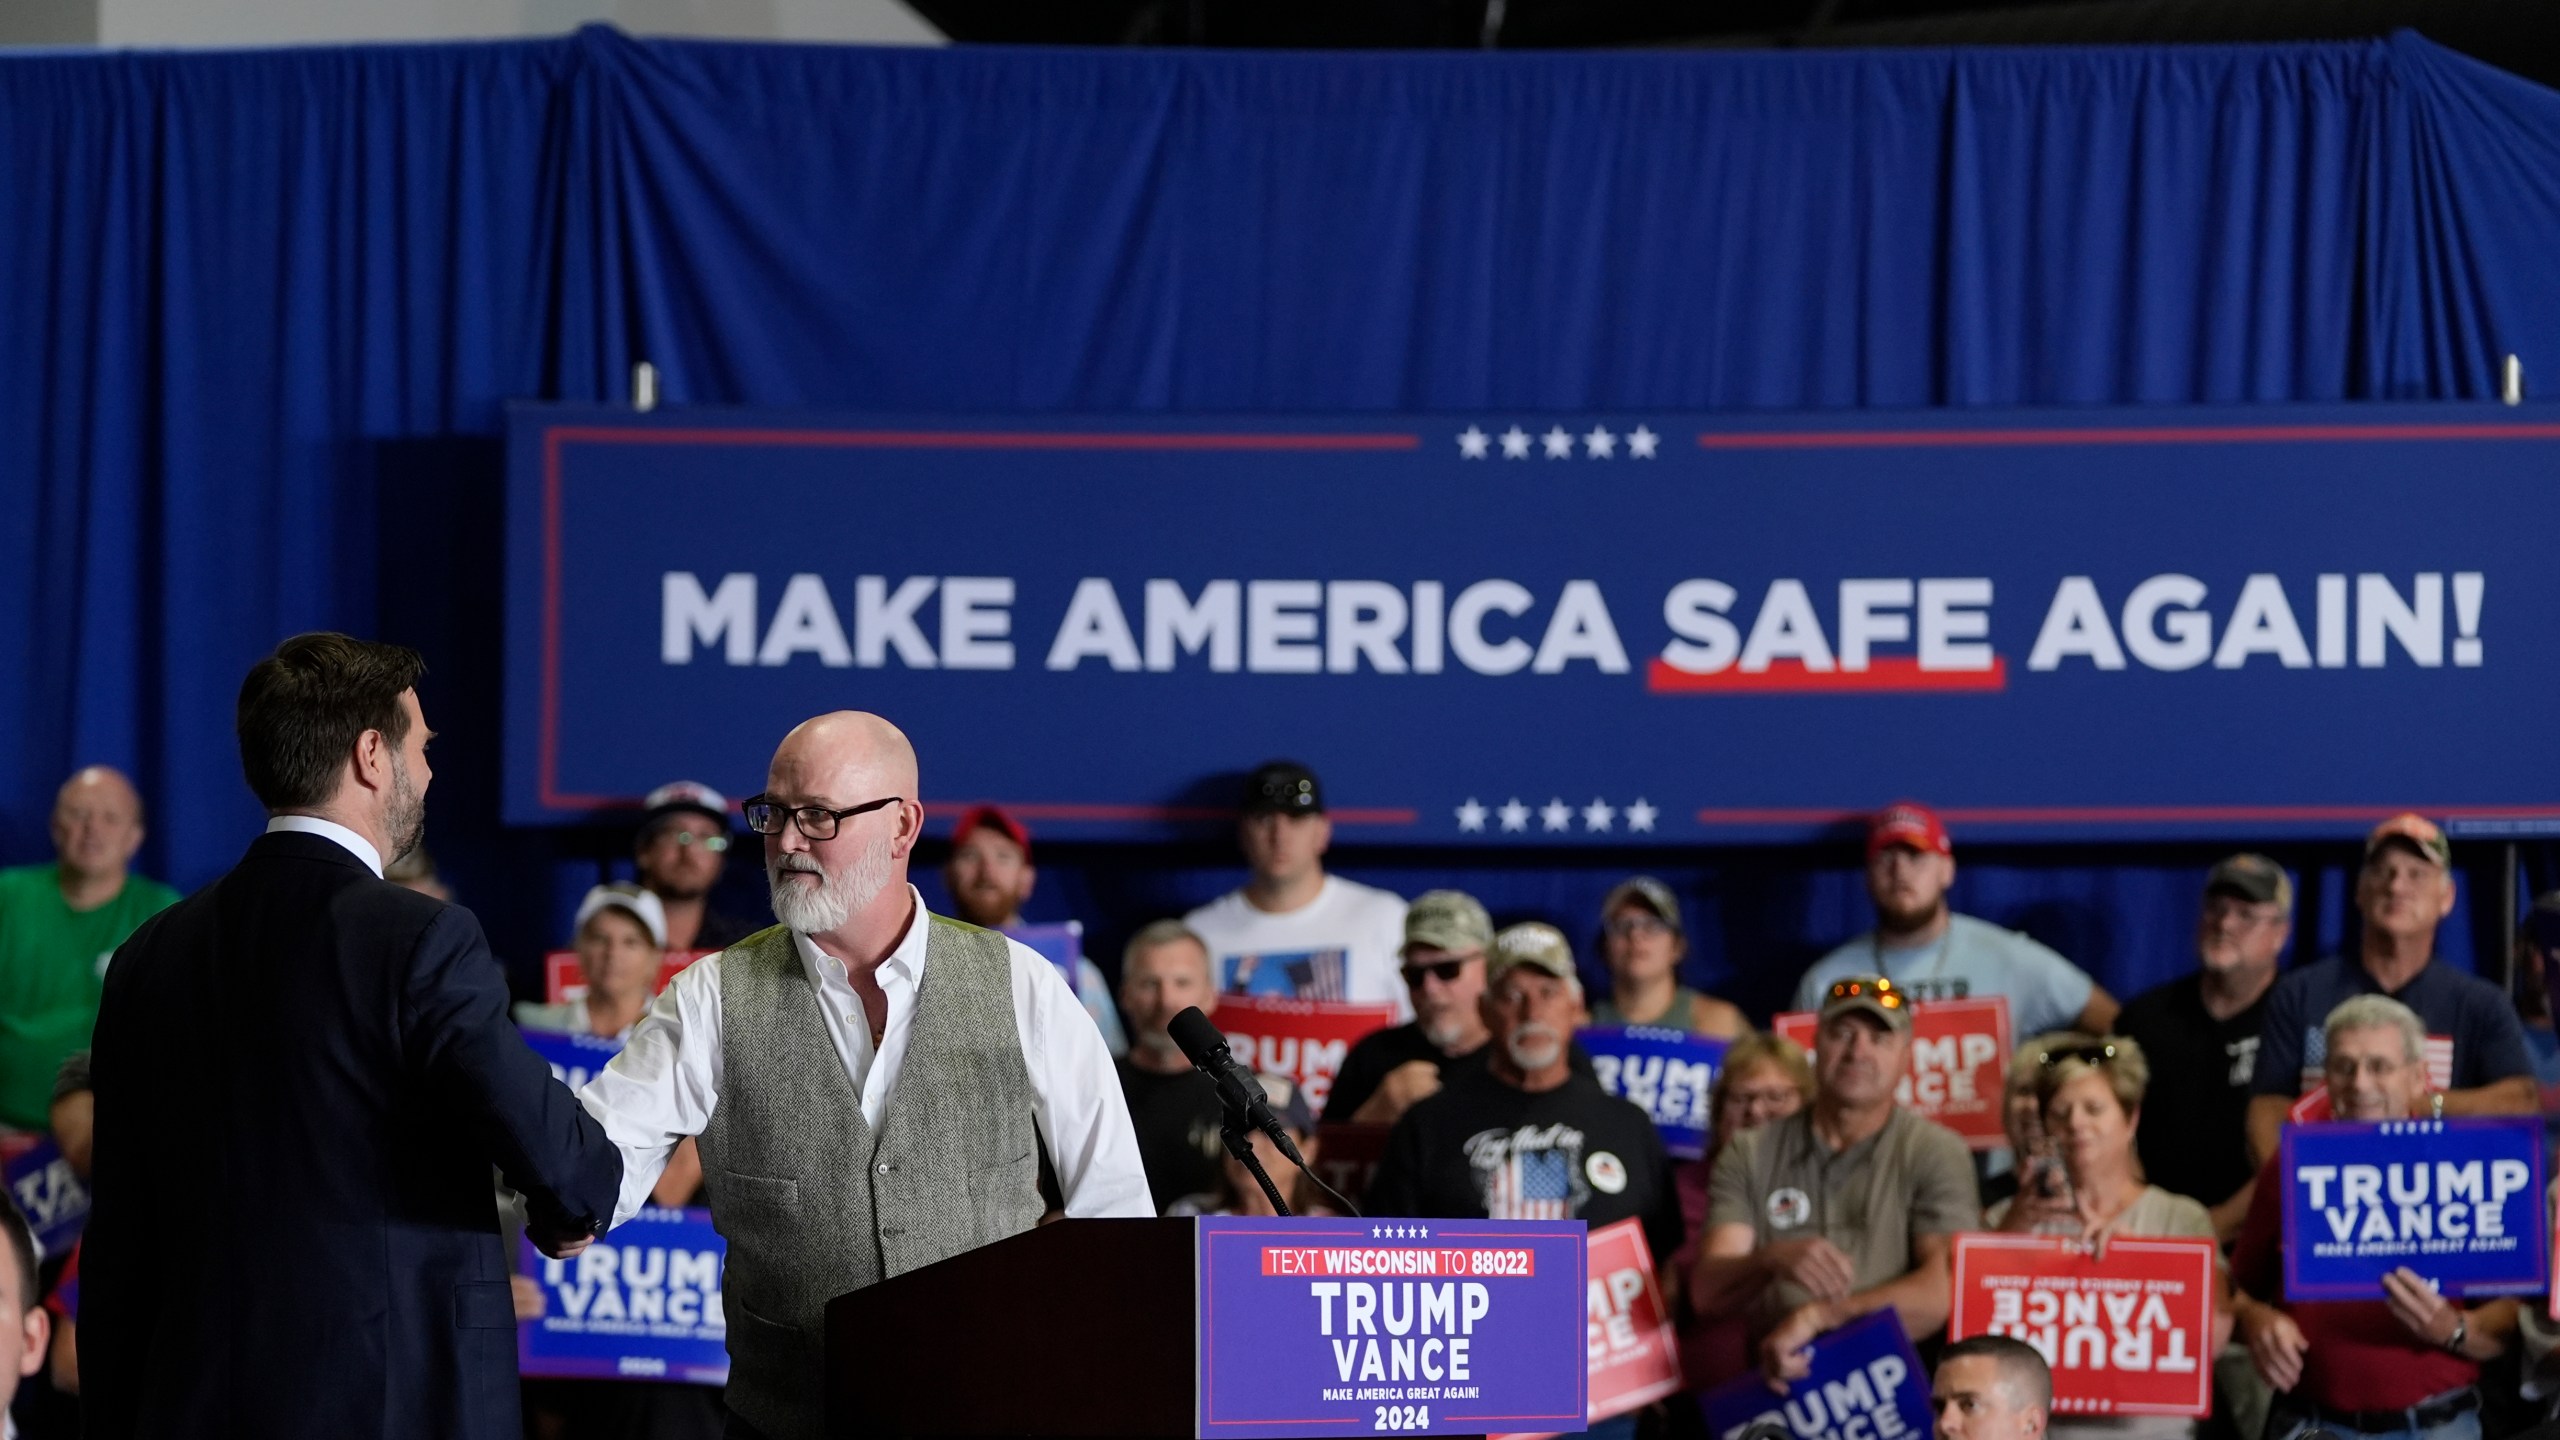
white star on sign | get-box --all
[1371,1225,1383,1237]
[1625,798,1659,833]
[1457,426,1490,459]
[1455,798,1487,832]
[1627,425,1660,459]
[1583,798,1615,832]
[1583,426,1616,459]
[1418,1225,1430,1237]
[1499,426,1532,460]
[1541,798,1574,832]
[1542,426,1574,459]
[1498,798,1530,833]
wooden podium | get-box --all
[825,1218,1199,1438]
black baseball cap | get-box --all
[1242,760,1324,816]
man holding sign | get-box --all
[1693,976,1977,1389]
[2231,996,2520,1440]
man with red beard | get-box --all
[1794,801,2115,1039]
[938,803,1127,1054]
[579,711,1150,1440]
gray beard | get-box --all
[767,835,894,934]
[1504,1023,1563,1072]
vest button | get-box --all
[875,1161,892,1175]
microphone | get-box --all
[1168,1006,1307,1168]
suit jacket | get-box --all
[81,830,623,1440]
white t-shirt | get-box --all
[1793,911,2096,1040]
[1183,875,1412,1020]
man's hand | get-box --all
[511,1275,547,1322]
[529,1217,600,1260]
[1758,1302,1832,1392]
[2238,1300,2309,1391]
[1352,1062,1443,1126]
[2380,1268,2460,1349]
[1760,1236,1858,1301]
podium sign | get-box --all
[2282,1115,2547,1301]
[1197,1216,1587,1437]
[1773,997,2009,1149]
[1949,1235,2216,1417]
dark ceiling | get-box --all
[901,0,2560,91]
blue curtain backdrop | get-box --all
[6,27,2559,1009]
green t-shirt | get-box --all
[0,863,181,1128]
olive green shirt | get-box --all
[1707,1104,1978,1335]
[0,863,181,1128]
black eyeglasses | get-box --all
[740,794,903,841]
[2040,1041,2121,1068]
[1826,977,1908,1010]
[1401,957,1478,987]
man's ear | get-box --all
[1019,862,1038,902]
[17,1305,48,1378]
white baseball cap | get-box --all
[574,883,667,948]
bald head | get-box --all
[53,766,146,889]
[768,711,918,805]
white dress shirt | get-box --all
[265,814,384,878]
[581,885,1152,1228]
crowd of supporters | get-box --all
[4,752,2560,1440]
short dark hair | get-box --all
[1940,1335,2052,1411]
[236,633,425,811]
[0,1198,35,1314]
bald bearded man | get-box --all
[580,713,1150,1440]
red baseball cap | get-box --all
[1867,801,1952,860]
[951,804,1031,859]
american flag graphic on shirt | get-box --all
[1464,1123,1590,1221]
[1223,948,1350,1002]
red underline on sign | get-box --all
[1696,422,2560,450]
[1691,803,2560,825]
[1646,656,2008,694]
[545,424,1420,453]
[926,800,1419,826]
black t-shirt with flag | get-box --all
[1364,1066,1682,1263]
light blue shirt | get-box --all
[1793,912,2095,1040]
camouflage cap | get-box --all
[2364,813,2452,870]
[1404,890,1494,956]
[2204,853,2293,911]
[1489,921,1577,984]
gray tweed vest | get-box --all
[698,917,1041,1440]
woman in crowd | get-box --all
[1991,1032,2229,1440]
[1168,1074,1335,1217]
[1587,877,1747,1038]
[1668,1033,1816,1392]
[514,883,669,1042]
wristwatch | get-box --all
[2445,1313,2469,1354]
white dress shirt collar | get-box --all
[788,884,931,988]
[264,814,385,879]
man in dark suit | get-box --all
[81,632,622,1440]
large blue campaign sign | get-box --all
[1700,1310,1932,1440]
[2281,1116,2548,1301]
[1198,1215,1586,1437]
[1579,1028,1726,1161]
[505,403,2560,844]
[519,1206,728,1384]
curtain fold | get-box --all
[3,27,2554,992]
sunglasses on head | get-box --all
[1825,977,1908,1009]
[2040,1041,2121,1068]
[1401,958,1473,987]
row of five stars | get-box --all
[1455,797,1660,834]
[1457,424,1660,460]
